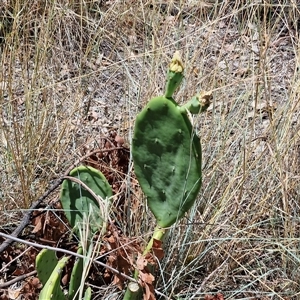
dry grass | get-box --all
[0,0,300,299]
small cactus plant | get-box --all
[35,166,113,299]
[60,166,113,237]
[36,52,210,300]
[124,51,211,299]
[36,248,91,300]
[132,52,211,228]
[36,249,68,300]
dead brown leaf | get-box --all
[31,213,44,234]
[205,293,225,300]
[152,239,164,260]
[136,254,148,270]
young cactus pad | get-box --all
[36,249,58,286]
[60,166,112,235]
[68,247,84,300]
[132,96,202,228]
[36,249,69,300]
[36,248,91,300]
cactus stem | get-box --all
[123,282,142,300]
[143,225,166,256]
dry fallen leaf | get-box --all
[143,281,156,300]
[205,293,225,300]
[152,239,164,260]
[32,213,44,234]
[136,254,148,270]
[139,270,155,285]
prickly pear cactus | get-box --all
[83,287,92,300]
[60,166,113,236]
[68,247,84,300]
[36,248,58,286]
[36,248,91,300]
[132,52,211,228]
[36,249,69,300]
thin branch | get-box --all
[0,231,170,298]
[0,232,136,283]
[0,270,37,289]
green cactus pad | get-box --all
[69,247,84,300]
[38,254,69,300]
[60,166,113,236]
[179,91,212,114]
[132,96,202,227]
[83,287,92,300]
[36,249,58,286]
